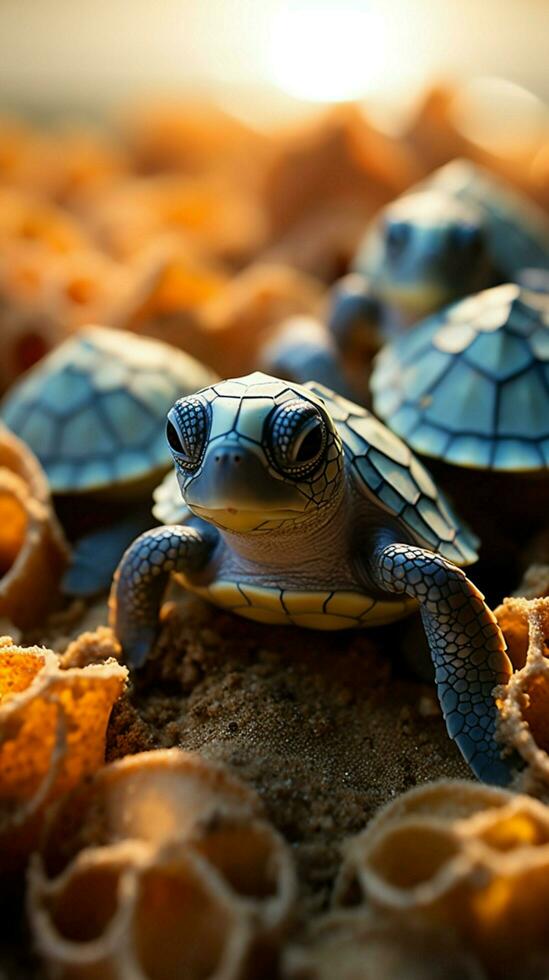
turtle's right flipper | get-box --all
[109,524,217,669]
[371,542,515,786]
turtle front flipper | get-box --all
[372,542,513,786]
[110,524,217,669]
[327,273,383,358]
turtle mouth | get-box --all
[189,504,306,532]
[377,279,450,317]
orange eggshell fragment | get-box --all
[0,426,69,629]
[0,639,126,873]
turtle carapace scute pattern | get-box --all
[111,373,513,786]
[372,283,549,471]
[0,326,217,596]
[0,326,217,495]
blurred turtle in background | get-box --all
[267,160,549,403]
[262,185,493,399]
[0,326,216,595]
[331,160,549,359]
[334,190,491,342]
[424,159,549,281]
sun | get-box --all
[266,0,388,103]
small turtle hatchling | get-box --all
[262,188,492,398]
[348,191,489,323]
[325,161,549,388]
[111,373,512,786]
[371,282,549,580]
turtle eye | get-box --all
[292,417,324,463]
[447,224,485,261]
[444,225,485,281]
[385,220,409,260]
[167,396,210,471]
[267,400,327,478]
[166,421,184,454]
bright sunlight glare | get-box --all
[266,1,388,103]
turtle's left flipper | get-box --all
[110,524,217,669]
[372,542,514,786]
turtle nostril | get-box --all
[213,450,242,465]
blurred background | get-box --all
[0,0,548,394]
[0,0,547,603]
[1,0,549,127]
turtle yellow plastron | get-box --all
[110,373,513,786]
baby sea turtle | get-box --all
[350,190,490,326]
[371,283,549,472]
[262,188,492,400]
[110,372,513,786]
[327,188,491,356]
[327,162,549,376]
[0,326,216,593]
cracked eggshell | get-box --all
[334,780,549,975]
[34,750,298,975]
[0,425,69,629]
[0,638,126,873]
[496,596,549,789]
[187,813,298,946]
[40,748,264,879]
[282,908,487,980]
[29,839,251,980]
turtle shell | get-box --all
[304,382,478,568]
[0,327,216,494]
[424,159,549,278]
[371,283,549,473]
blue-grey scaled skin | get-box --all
[112,522,217,669]
[373,541,512,786]
[110,373,514,786]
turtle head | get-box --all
[166,373,344,533]
[356,190,489,319]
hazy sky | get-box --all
[0,0,547,121]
